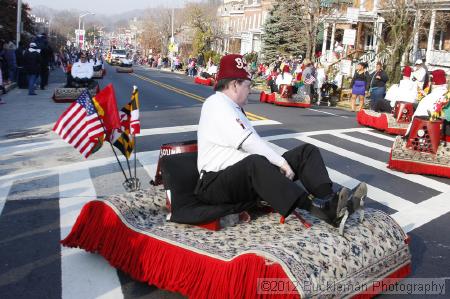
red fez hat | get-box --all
[216,54,251,82]
[403,65,412,78]
[282,65,290,73]
[432,69,446,85]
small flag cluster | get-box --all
[53,84,140,159]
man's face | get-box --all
[80,55,87,63]
[233,80,252,107]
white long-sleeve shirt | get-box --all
[275,73,293,87]
[197,92,286,172]
[71,61,94,79]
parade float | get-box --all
[260,84,312,108]
[62,140,412,298]
[388,91,450,178]
[194,76,215,86]
[356,100,414,136]
[356,66,424,135]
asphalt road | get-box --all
[0,64,449,299]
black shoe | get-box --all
[29,93,37,95]
[309,187,350,229]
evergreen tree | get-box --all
[0,0,34,42]
[261,0,333,62]
[261,2,284,63]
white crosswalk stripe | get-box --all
[0,123,449,298]
[59,169,124,299]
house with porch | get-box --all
[217,0,274,55]
[321,0,450,73]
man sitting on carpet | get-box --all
[69,52,94,86]
[196,54,367,228]
[405,69,448,138]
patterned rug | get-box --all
[63,186,411,298]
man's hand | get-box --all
[280,161,295,180]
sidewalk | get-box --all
[0,83,69,140]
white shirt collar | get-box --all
[216,91,240,110]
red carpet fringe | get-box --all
[62,201,412,298]
[388,157,450,178]
[61,201,299,299]
[384,127,407,136]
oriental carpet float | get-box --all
[62,186,411,298]
[52,82,100,103]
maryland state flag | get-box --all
[111,129,134,159]
[111,86,140,158]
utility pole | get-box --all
[171,7,174,43]
[16,0,22,47]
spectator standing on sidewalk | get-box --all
[368,62,389,110]
[15,40,27,88]
[0,58,5,104]
[23,42,41,95]
[350,62,370,112]
[0,39,8,84]
[315,63,326,105]
[4,41,17,83]
[37,34,53,90]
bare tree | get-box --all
[184,1,222,56]
[376,0,432,83]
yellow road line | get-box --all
[131,73,267,121]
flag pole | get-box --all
[130,85,140,191]
[125,155,133,178]
[88,90,129,181]
[132,85,139,181]
[133,133,137,179]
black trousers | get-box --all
[197,144,333,217]
[40,67,49,89]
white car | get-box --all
[110,49,127,65]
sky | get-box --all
[25,0,195,15]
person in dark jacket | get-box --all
[37,34,53,90]
[368,62,389,110]
[23,42,41,95]
[15,40,27,89]
[350,62,370,111]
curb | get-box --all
[4,82,17,93]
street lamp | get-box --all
[78,12,95,30]
[77,12,94,49]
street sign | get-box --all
[240,32,253,55]
[342,29,356,46]
[75,29,86,49]
[340,59,352,76]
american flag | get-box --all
[53,90,104,158]
[304,73,316,85]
